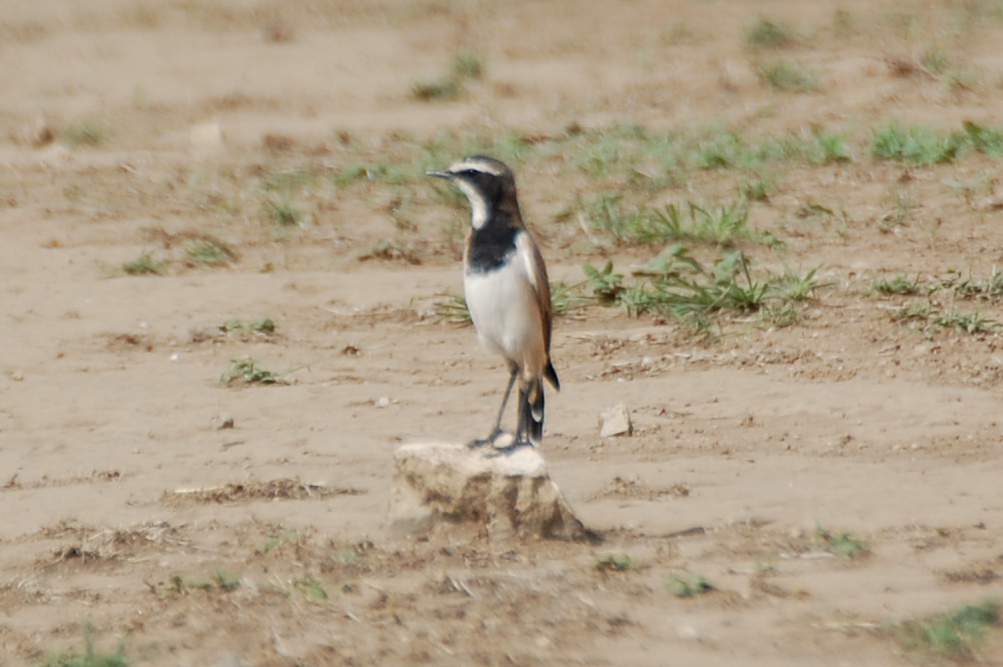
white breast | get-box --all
[464,259,545,373]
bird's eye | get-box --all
[463,169,478,177]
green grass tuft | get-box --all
[452,51,484,79]
[950,271,1003,301]
[40,621,128,667]
[740,175,776,202]
[746,17,796,49]
[962,120,1003,157]
[121,252,169,276]
[889,299,999,336]
[61,121,107,148]
[295,576,329,601]
[411,78,464,101]
[433,292,472,324]
[935,309,999,335]
[920,45,950,75]
[264,197,303,227]
[583,261,625,304]
[586,196,753,247]
[871,122,967,165]
[184,238,234,265]
[692,129,747,169]
[894,600,1001,663]
[611,249,822,333]
[756,60,820,92]
[869,274,928,296]
[221,358,285,385]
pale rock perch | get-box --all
[390,441,597,542]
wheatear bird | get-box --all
[428,156,560,449]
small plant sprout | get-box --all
[250,317,277,333]
[583,261,625,304]
[265,197,303,227]
[412,51,484,102]
[221,358,286,385]
[667,572,715,597]
[740,175,775,202]
[295,576,329,600]
[773,266,823,301]
[815,131,852,163]
[815,523,869,559]
[257,529,302,554]
[595,553,637,572]
[337,545,360,565]
[212,569,242,591]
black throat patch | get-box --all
[466,211,521,274]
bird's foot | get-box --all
[466,428,506,450]
[484,437,536,456]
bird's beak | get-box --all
[426,169,452,179]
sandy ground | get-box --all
[3,0,1003,664]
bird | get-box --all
[428,156,560,449]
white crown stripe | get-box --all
[448,158,504,176]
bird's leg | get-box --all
[467,365,518,449]
[515,383,532,446]
[485,384,535,454]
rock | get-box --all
[35,143,70,167]
[599,404,632,437]
[11,116,55,147]
[391,441,598,542]
[189,122,222,151]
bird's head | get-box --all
[428,156,516,229]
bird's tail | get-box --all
[520,377,546,445]
[544,358,560,391]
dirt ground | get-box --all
[4,0,1003,665]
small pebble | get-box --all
[599,404,633,437]
[212,414,235,430]
[676,624,699,641]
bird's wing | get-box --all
[516,230,553,351]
